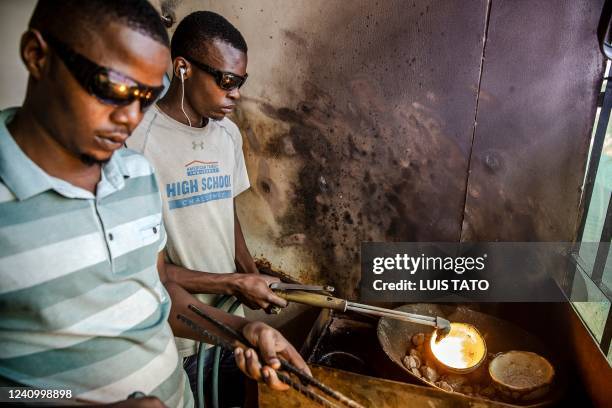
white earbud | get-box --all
[179,67,186,80]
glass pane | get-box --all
[604,245,612,295]
[579,61,612,278]
[573,60,612,365]
[572,270,610,342]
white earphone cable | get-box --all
[180,70,192,127]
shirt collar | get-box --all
[0,108,55,200]
[0,107,130,201]
[97,150,129,198]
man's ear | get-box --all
[20,29,49,81]
[173,57,190,79]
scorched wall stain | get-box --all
[214,1,491,298]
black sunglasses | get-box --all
[185,57,248,91]
[43,32,165,111]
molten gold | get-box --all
[430,322,486,373]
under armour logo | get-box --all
[192,141,205,150]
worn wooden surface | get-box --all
[258,365,514,408]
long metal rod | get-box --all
[177,314,342,408]
[188,305,248,345]
[188,305,365,408]
[347,302,437,322]
[345,301,451,333]
[272,288,451,332]
[346,304,438,327]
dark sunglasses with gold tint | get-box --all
[185,57,248,91]
[43,32,165,111]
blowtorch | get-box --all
[269,282,451,336]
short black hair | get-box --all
[29,0,169,48]
[171,11,247,61]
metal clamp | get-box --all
[269,282,335,292]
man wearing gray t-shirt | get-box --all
[128,11,288,407]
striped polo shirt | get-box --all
[0,108,193,407]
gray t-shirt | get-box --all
[128,105,250,357]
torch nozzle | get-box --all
[435,317,452,342]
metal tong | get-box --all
[270,283,452,335]
[178,304,365,408]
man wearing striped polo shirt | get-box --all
[0,1,308,407]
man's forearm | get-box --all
[235,237,257,274]
[165,280,248,340]
[165,263,240,295]
[163,259,286,310]
[165,280,311,390]
[234,208,258,275]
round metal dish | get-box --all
[377,303,563,406]
[489,351,555,402]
